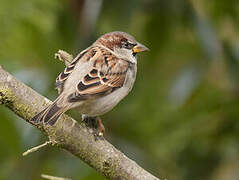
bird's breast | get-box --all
[78,65,137,116]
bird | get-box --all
[32,31,149,137]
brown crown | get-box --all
[96,32,130,51]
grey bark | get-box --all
[0,65,160,180]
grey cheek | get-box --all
[126,66,137,84]
[131,67,137,79]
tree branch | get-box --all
[0,65,160,180]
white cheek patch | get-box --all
[113,47,137,63]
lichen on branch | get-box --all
[0,65,160,180]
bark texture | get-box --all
[0,66,160,180]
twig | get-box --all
[55,50,73,66]
[41,174,71,180]
[22,141,53,156]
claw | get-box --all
[98,132,103,137]
[96,117,105,137]
[82,115,105,140]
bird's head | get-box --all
[95,31,149,63]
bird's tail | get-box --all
[32,98,68,125]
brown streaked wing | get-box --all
[67,50,129,102]
[55,48,96,94]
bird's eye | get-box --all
[122,41,136,49]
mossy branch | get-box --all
[0,65,160,180]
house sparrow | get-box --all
[32,31,149,136]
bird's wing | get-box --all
[55,48,91,94]
[66,46,130,102]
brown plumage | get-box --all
[31,31,149,135]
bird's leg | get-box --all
[82,115,96,128]
[95,117,105,137]
[81,115,105,140]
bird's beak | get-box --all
[132,43,149,53]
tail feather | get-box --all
[32,106,48,123]
[32,100,66,125]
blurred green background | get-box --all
[1,0,239,179]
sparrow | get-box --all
[32,31,149,137]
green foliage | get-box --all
[1,0,239,179]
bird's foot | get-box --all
[94,117,105,140]
[82,116,105,140]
